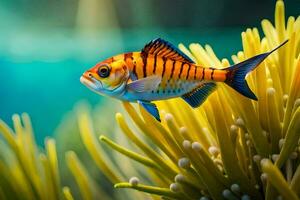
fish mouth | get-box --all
[80,73,103,90]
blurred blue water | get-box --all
[0,29,242,144]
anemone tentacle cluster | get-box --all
[0,114,66,200]
[77,1,300,199]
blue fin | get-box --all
[141,38,195,63]
[182,82,217,108]
[225,40,288,100]
[138,100,161,122]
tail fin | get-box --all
[224,40,288,100]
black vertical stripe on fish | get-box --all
[170,60,175,79]
[162,57,166,78]
[194,66,197,80]
[179,62,185,79]
[186,64,191,80]
[142,53,147,77]
[202,68,205,80]
[211,68,215,80]
[153,55,157,73]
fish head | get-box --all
[80,58,129,96]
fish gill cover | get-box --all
[0,0,300,200]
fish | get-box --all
[80,38,288,121]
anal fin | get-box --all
[138,100,161,122]
[181,82,217,108]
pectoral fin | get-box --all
[138,100,160,122]
[181,82,217,108]
[127,75,161,93]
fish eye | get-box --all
[97,65,110,78]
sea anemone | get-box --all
[73,102,153,200]
[77,1,300,199]
[0,104,141,200]
[0,113,69,200]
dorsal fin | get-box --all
[141,38,194,63]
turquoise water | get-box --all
[0,29,242,144]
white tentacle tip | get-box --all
[129,177,139,186]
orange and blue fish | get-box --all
[80,38,288,121]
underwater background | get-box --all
[1,1,300,200]
[1,0,299,144]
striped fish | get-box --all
[80,38,288,121]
